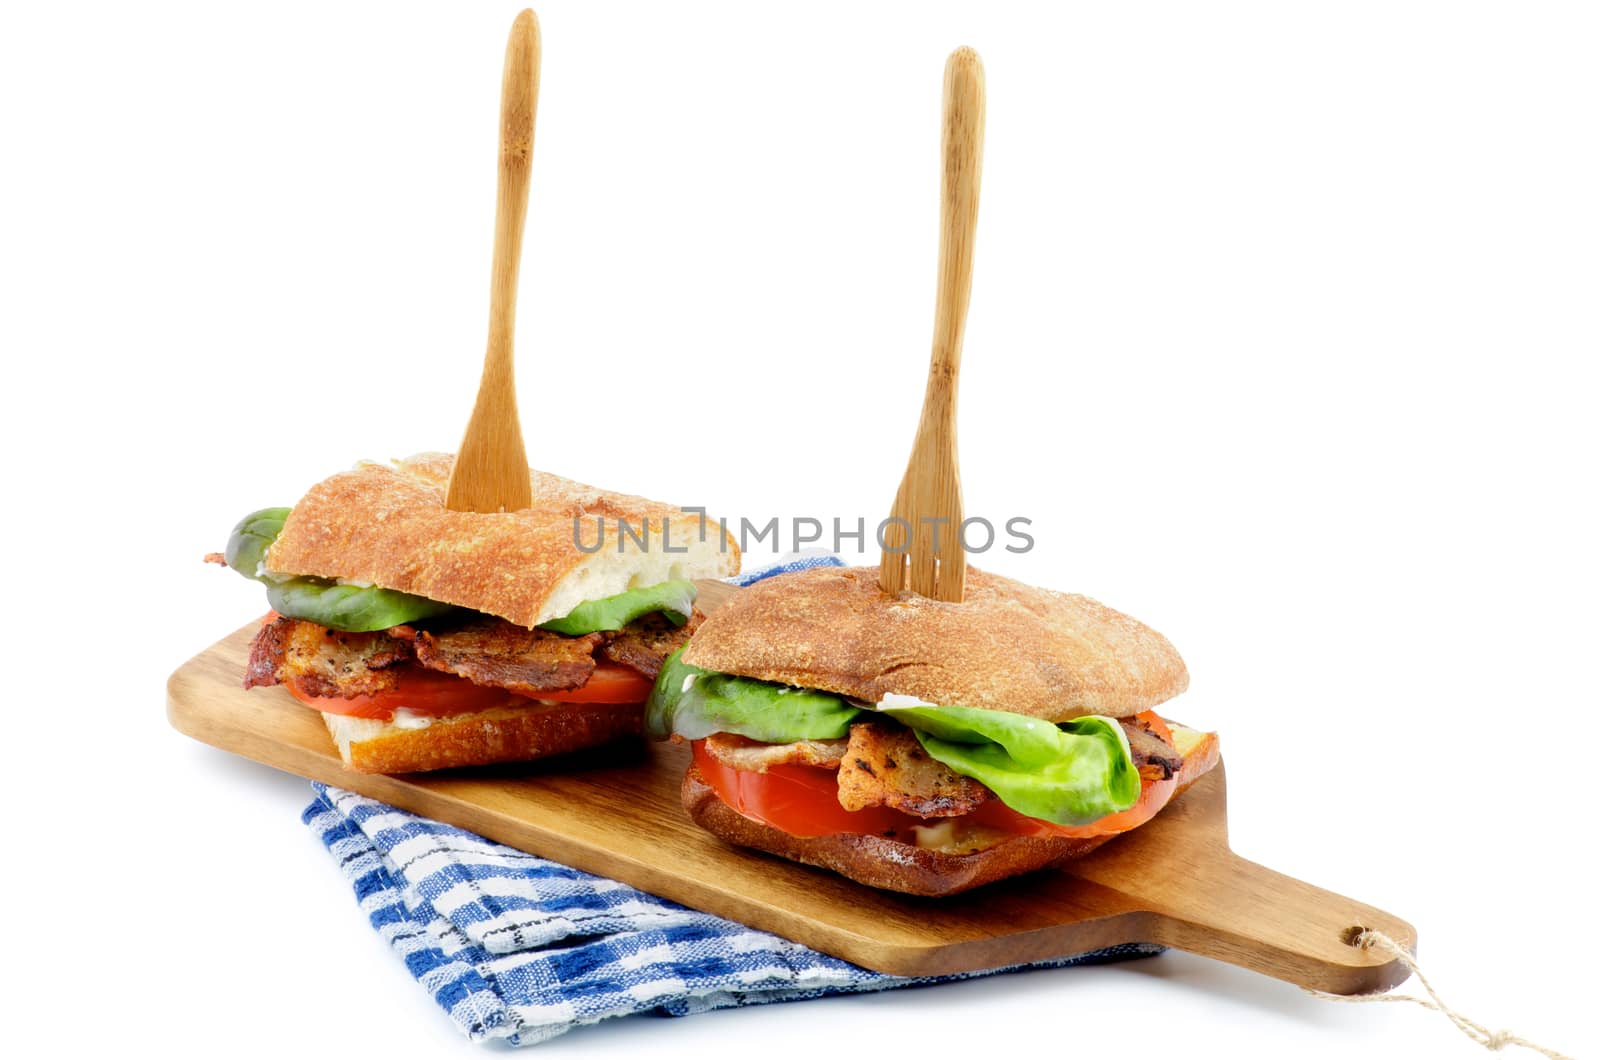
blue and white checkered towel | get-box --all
[301,554,1164,1046]
[725,550,847,586]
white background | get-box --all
[1,1,1594,1057]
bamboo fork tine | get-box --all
[879,47,985,601]
[445,9,541,514]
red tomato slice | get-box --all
[965,774,1176,839]
[536,664,654,704]
[691,741,925,838]
[1134,709,1174,744]
[690,709,1182,842]
[286,663,654,719]
[286,666,522,719]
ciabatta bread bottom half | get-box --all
[681,766,1113,896]
[323,700,643,774]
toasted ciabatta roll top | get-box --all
[681,565,1188,721]
[266,453,740,628]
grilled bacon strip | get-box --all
[1119,715,1183,781]
[703,732,849,772]
[245,616,410,697]
[245,608,702,698]
[412,620,604,694]
[601,611,702,681]
[835,720,993,818]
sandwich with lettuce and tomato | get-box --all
[210,453,738,773]
[646,564,1218,896]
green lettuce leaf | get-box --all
[539,580,698,635]
[223,507,291,583]
[263,577,456,633]
[645,649,863,742]
[222,506,458,632]
[885,704,1141,826]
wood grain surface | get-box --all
[167,579,1414,991]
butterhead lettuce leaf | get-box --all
[645,649,862,742]
[883,704,1141,826]
[539,580,698,635]
[224,507,291,581]
[262,577,456,633]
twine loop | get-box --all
[1305,929,1574,1060]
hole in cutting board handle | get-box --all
[1340,925,1369,947]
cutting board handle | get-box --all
[1134,849,1417,993]
[1061,763,1416,994]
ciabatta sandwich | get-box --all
[212,453,738,772]
[646,565,1218,896]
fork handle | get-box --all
[445,9,540,514]
[924,47,984,424]
[486,9,539,380]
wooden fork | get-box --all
[445,9,541,514]
[879,47,985,601]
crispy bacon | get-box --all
[703,732,849,772]
[245,615,294,690]
[834,720,992,817]
[245,615,411,697]
[601,610,703,681]
[1120,715,1183,781]
[245,607,688,700]
[411,620,603,695]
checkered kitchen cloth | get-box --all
[302,554,1163,1046]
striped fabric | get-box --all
[304,786,1162,1046]
[300,554,1163,1045]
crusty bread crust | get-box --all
[267,453,739,628]
[324,700,643,774]
[682,565,1188,721]
[682,729,1220,896]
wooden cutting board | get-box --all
[167,580,1414,992]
